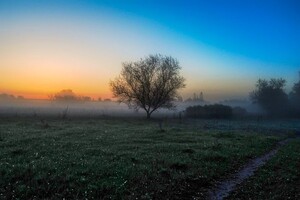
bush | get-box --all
[232,106,247,117]
[250,78,288,116]
[185,104,233,119]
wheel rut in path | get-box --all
[203,136,299,200]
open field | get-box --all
[0,117,299,199]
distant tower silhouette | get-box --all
[199,92,204,101]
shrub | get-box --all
[185,104,233,119]
[232,106,247,117]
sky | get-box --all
[0,0,299,101]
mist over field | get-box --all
[0,97,263,118]
[0,99,140,118]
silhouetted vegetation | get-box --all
[184,92,205,103]
[232,106,247,117]
[49,89,92,102]
[61,106,69,119]
[289,74,300,117]
[250,78,289,116]
[185,104,233,119]
[0,93,24,101]
[250,75,300,118]
[110,54,185,119]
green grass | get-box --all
[0,118,284,199]
[227,138,300,200]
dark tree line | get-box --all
[251,75,300,117]
[49,89,92,102]
[185,104,233,118]
[185,104,247,119]
[290,77,300,116]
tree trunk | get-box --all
[146,112,151,119]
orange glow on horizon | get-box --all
[0,13,278,102]
[0,89,113,100]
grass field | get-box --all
[0,117,298,199]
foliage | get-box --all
[232,106,247,117]
[289,77,300,116]
[49,89,92,102]
[0,93,25,101]
[185,104,233,118]
[110,54,185,118]
[250,78,288,116]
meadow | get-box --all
[0,117,299,199]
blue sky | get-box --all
[89,0,300,65]
[0,0,299,100]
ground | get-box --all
[0,117,299,199]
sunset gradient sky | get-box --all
[0,0,299,101]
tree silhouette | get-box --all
[110,54,185,119]
[49,89,92,102]
[250,78,288,116]
[290,72,300,116]
[49,89,78,101]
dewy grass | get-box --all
[227,139,300,200]
[0,118,286,199]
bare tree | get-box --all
[110,54,185,119]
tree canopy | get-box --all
[49,89,92,102]
[250,78,288,116]
[289,74,300,116]
[110,54,185,118]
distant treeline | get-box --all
[185,104,247,119]
[250,76,300,117]
[0,93,24,100]
[48,89,111,102]
[185,74,300,119]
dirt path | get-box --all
[205,137,296,200]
